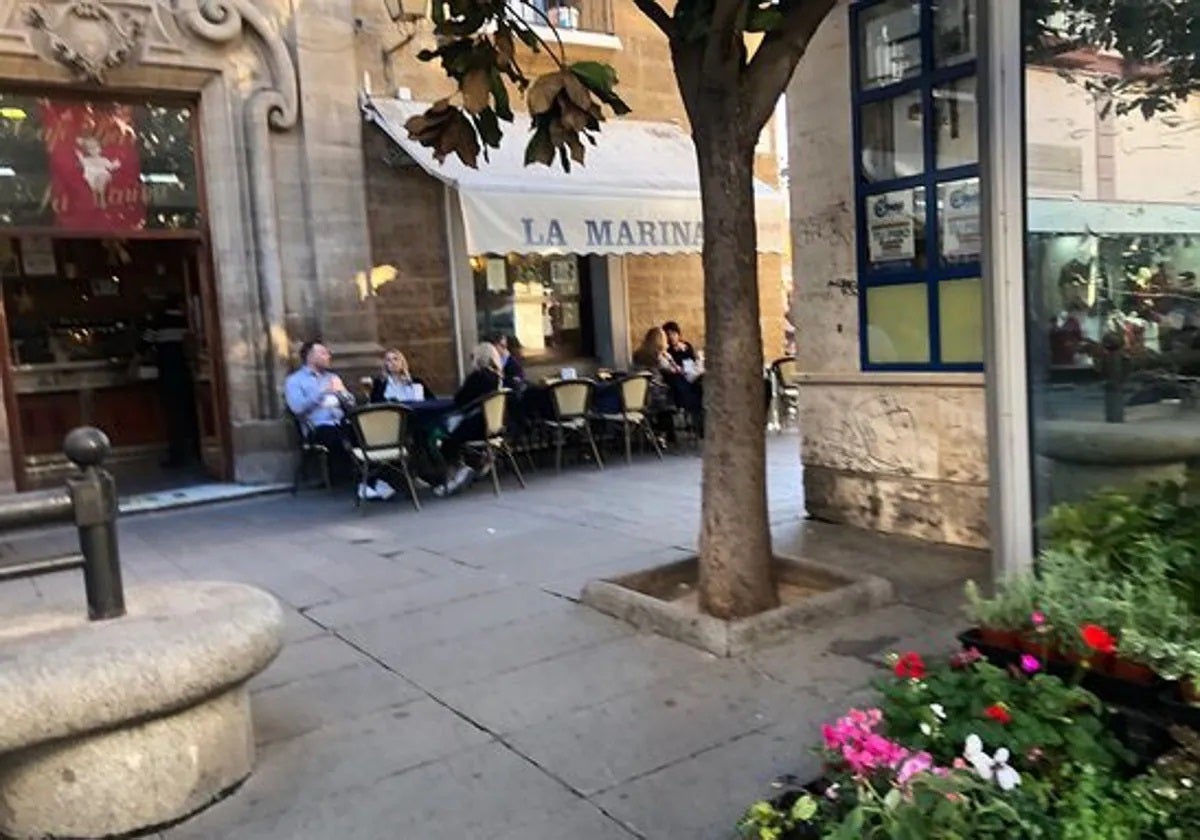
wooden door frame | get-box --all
[0,86,234,489]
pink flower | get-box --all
[897,751,934,785]
[953,758,968,770]
[1020,654,1041,674]
[1031,611,1046,627]
[950,647,984,669]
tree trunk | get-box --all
[692,108,778,620]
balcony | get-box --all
[517,0,615,36]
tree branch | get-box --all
[630,0,672,37]
[743,0,838,132]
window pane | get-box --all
[939,277,984,363]
[0,93,199,230]
[935,0,978,67]
[866,283,930,364]
[861,90,924,182]
[938,177,980,263]
[472,254,589,362]
[934,75,978,170]
[858,0,922,90]
[865,187,927,269]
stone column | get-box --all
[290,0,381,378]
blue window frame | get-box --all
[850,0,983,371]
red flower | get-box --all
[984,703,1012,725]
[894,652,926,680]
[1080,624,1117,655]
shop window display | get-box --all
[1023,14,1200,520]
[472,253,593,363]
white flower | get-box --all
[964,734,1021,791]
[920,723,934,737]
[930,703,946,720]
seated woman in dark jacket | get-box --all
[434,343,503,496]
[370,349,435,403]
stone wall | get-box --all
[361,125,459,395]
[787,0,990,549]
[625,253,787,361]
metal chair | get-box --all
[347,405,421,511]
[594,373,664,464]
[287,410,332,494]
[461,388,526,495]
[769,357,801,432]
[544,379,604,472]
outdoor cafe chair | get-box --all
[347,404,421,512]
[544,378,604,472]
[460,388,526,495]
[594,373,664,464]
[769,356,802,432]
[287,409,332,494]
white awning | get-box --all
[362,95,786,257]
[1029,197,1200,235]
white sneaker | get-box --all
[374,480,397,501]
[432,483,449,498]
[358,483,379,501]
[447,465,474,494]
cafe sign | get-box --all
[459,189,787,256]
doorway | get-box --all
[0,235,230,492]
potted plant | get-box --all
[964,579,1036,651]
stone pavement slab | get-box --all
[2,436,992,839]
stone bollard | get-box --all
[0,580,283,838]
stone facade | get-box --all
[0,0,787,490]
[786,1,990,549]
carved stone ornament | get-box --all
[25,0,145,83]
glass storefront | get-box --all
[1022,5,1200,523]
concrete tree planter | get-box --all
[581,555,894,657]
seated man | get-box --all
[662,321,698,370]
[490,333,525,391]
[284,340,394,500]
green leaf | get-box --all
[746,8,783,33]
[490,71,513,122]
[789,795,818,823]
[474,108,502,149]
[570,61,618,94]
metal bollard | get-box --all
[63,427,125,621]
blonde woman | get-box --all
[434,343,504,496]
[370,348,434,403]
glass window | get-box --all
[938,177,980,263]
[866,284,930,364]
[934,75,978,170]
[0,92,200,230]
[861,91,925,183]
[938,277,983,363]
[934,0,977,66]
[858,0,922,90]
[865,186,927,270]
[473,254,592,362]
[1023,2,1200,523]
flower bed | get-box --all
[963,481,1200,706]
[738,651,1200,839]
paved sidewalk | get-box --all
[0,436,988,839]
